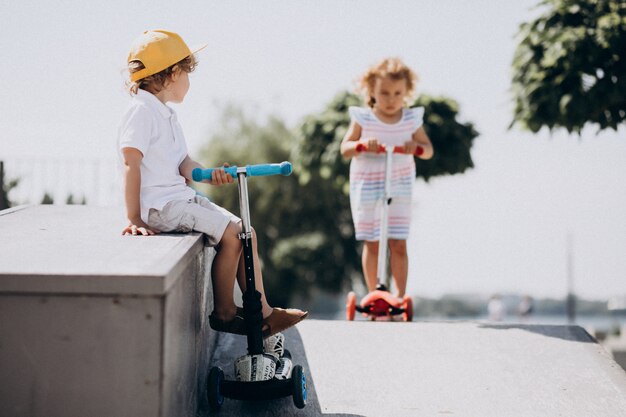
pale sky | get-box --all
[1,0,624,300]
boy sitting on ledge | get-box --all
[118,29,307,337]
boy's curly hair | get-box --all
[359,57,418,108]
[127,54,197,95]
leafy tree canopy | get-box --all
[511,0,626,133]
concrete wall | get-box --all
[0,206,216,417]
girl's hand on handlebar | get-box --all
[210,163,235,186]
[403,141,425,156]
[403,140,418,155]
[358,138,380,153]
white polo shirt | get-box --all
[118,89,196,223]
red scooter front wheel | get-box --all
[346,292,357,321]
[402,295,413,322]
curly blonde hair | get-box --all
[359,57,418,108]
[127,54,197,95]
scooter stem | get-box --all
[376,148,393,287]
[237,172,252,234]
[237,172,264,355]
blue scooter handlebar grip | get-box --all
[192,162,292,182]
[246,161,292,177]
[192,166,238,182]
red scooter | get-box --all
[346,143,422,322]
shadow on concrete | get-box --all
[199,326,363,417]
[477,323,596,343]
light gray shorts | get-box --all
[147,195,240,247]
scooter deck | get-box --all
[360,289,402,308]
[359,290,405,316]
[207,361,307,409]
[221,378,291,401]
[346,289,413,321]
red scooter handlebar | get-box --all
[355,143,424,156]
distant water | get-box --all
[500,314,626,332]
[314,310,626,333]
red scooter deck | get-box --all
[346,289,413,322]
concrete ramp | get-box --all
[210,320,626,417]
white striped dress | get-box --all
[348,106,424,241]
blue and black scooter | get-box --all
[192,162,307,411]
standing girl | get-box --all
[340,57,434,299]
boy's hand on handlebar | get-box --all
[210,163,234,186]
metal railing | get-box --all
[1,158,121,206]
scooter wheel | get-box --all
[402,295,413,322]
[291,365,307,409]
[207,366,224,410]
[346,292,357,321]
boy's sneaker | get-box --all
[234,353,276,382]
[274,350,293,380]
[263,332,285,361]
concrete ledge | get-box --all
[0,206,204,295]
[0,206,216,417]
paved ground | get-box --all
[206,319,626,417]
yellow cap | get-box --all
[127,30,207,82]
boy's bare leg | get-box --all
[211,222,243,321]
[234,225,307,336]
[389,239,408,298]
[362,240,380,292]
[235,226,273,318]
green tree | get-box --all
[511,0,626,133]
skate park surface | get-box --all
[1,205,626,417]
[212,320,626,417]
